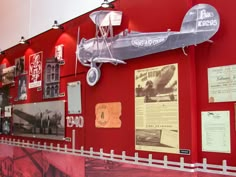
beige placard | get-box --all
[95,102,121,128]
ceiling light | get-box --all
[0,50,5,55]
[19,36,29,45]
[52,20,64,30]
[101,0,114,8]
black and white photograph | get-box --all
[4,105,12,117]
[44,58,60,99]
[18,75,27,100]
[2,117,11,135]
[136,129,162,147]
[0,86,9,109]
[135,64,178,103]
[0,63,6,82]
[13,100,65,140]
[55,44,65,64]
[2,66,15,85]
[15,56,25,76]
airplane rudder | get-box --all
[180,4,220,34]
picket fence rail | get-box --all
[0,131,236,176]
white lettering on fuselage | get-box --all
[131,38,166,48]
[199,9,213,19]
[197,9,218,27]
[198,20,217,27]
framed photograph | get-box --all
[4,105,12,117]
[44,58,60,99]
[0,86,9,109]
[2,117,11,135]
[0,63,6,82]
[2,66,15,85]
[18,75,27,100]
[55,44,65,64]
[13,100,65,140]
[15,56,25,76]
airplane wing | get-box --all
[13,109,36,125]
[89,10,122,27]
[93,57,126,64]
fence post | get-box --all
[222,160,227,174]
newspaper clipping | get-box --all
[135,64,179,153]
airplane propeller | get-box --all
[75,26,80,76]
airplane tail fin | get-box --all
[180,4,220,40]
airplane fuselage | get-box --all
[78,29,216,63]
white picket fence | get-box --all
[1,132,236,176]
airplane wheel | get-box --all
[86,67,101,86]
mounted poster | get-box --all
[13,100,65,140]
[208,64,236,102]
[135,64,179,153]
[29,52,42,88]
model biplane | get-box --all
[76,4,220,86]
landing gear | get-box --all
[86,67,101,86]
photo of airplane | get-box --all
[76,4,220,86]
[135,64,177,103]
[13,101,65,140]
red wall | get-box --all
[195,0,236,166]
[0,0,235,166]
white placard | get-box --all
[67,81,82,114]
[4,105,12,117]
[201,111,231,153]
[208,64,236,102]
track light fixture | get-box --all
[19,36,29,45]
[101,0,114,8]
[0,50,5,55]
[52,20,64,30]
